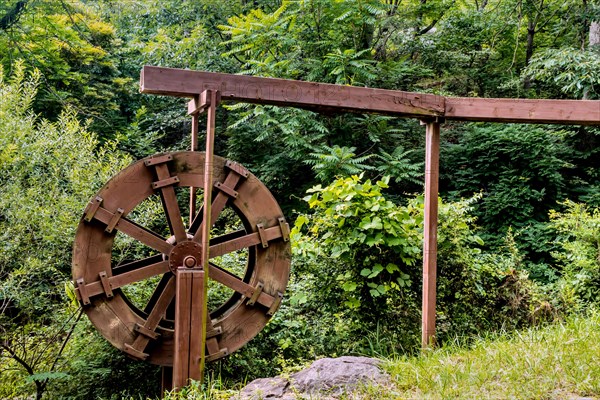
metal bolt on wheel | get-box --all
[72,151,291,365]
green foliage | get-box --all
[288,176,551,358]
[306,145,375,182]
[323,48,376,85]
[376,146,423,185]
[0,0,132,138]
[442,124,572,256]
[293,174,422,313]
[0,64,131,399]
[1,0,600,397]
[549,201,600,305]
[524,48,600,99]
[53,321,161,399]
[383,311,600,399]
[219,3,299,77]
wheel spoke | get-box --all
[209,225,284,258]
[109,260,170,291]
[79,260,170,300]
[191,169,244,241]
[208,263,274,308]
[118,218,173,254]
[159,187,187,243]
[188,204,204,235]
[144,273,173,314]
[92,207,173,254]
[144,275,176,328]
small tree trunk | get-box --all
[35,380,45,400]
[590,21,600,47]
[524,22,536,89]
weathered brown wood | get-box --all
[422,121,440,349]
[76,260,170,300]
[73,152,291,367]
[154,164,187,243]
[92,207,172,254]
[188,269,205,382]
[141,66,600,125]
[194,90,219,386]
[207,263,276,308]
[190,111,199,220]
[161,367,173,397]
[445,97,600,125]
[173,269,193,387]
[124,277,176,360]
[209,226,285,258]
[192,167,243,242]
[174,90,220,391]
[141,66,445,118]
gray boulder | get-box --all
[236,356,391,399]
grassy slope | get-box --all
[167,312,600,399]
[364,311,600,399]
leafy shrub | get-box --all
[442,123,572,261]
[287,175,551,357]
[549,201,600,307]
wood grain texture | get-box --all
[141,66,445,118]
[445,97,600,125]
[72,152,291,366]
[140,66,600,125]
[422,122,440,349]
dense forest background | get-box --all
[0,0,599,398]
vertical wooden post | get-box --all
[172,90,219,390]
[160,366,173,397]
[189,102,199,220]
[173,268,205,387]
[198,89,218,377]
[422,119,441,349]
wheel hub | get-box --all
[168,240,202,273]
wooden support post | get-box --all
[173,267,205,388]
[422,120,441,349]
[171,90,219,391]
[161,366,173,397]
[197,89,218,379]
[189,105,199,220]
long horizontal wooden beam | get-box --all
[140,66,600,125]
[141,66,445,118]
[445,97,600,125]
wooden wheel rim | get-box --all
[72,151,291,365]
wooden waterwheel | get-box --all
[71,151,291,368]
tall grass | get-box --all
[377,310,600,399]
[145,312,600,399]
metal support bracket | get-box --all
[99,271,113,298]
[247,282,264,306]
[214,181,238,198]
[105,208,124,234]
[84,196,103,222]
[267,292,284,316]
[152,176,180,189]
